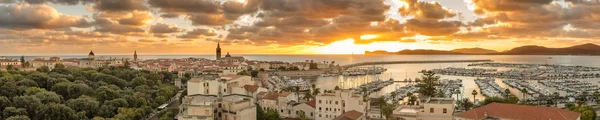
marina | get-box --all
[474,78,506,98]
[539,79,600,95]
[502,80,552,98]
[351,79,394,95]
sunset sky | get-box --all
[0,0,599,55]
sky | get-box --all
[0,0,599,55]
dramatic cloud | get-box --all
[179,28,217,39]
[149,23,183,37]
[399,0,457,20]
[0,4,91,29]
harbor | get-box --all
[475,78,506,98]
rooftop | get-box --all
[454,103,581,120]
[333,110,363,120]
[426,98,454,104]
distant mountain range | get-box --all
[365,43,600,55]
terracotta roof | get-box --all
[262,92,279,100]
[278,92,292,97]
[243,85,259,92]
[257,92,267,96]
[333,110,363,120]
[306,99,316,108]
[455,103,581,120]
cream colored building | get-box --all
[0,57,20,66]
[187,75,255,96]
[258,91,299,118]
[178,94,256,120]
[316,90,369,120]
[30,58,61,69]
[392,97,455,120]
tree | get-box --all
[407,92,417,105]
[20,56,25,68]
[36,66,50,73]
[296,110,309,120]
[504,89,511,97]
[114,107,149,120]
[334,86,340,90]
[5,115,30,120]
[522,88,528,100]
[256,104,266,120]
[54,64,65,69]
[6,65,14,71]
[66,95,99,118]
[553,92,560,107]
[264,109,282,120]
[0,96,11,112]
[123,61,130,68]
[3,107,27,119]
[35,103,76,120]
[130,76,148,87]
[12,96,42,118]
[571,106,597,120]
[416,71,440,97]
[33,91,63,104]
[456,98,474,111]
[303,92,313,101]
[471,90,478,102]
[390,91,397,103]
[376,96,386,118]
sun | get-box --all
[314,38,417,54]
[360,34,378,40]
[235,0,246,3]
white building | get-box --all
[316,90,369,120]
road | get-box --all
[147,90,183,120]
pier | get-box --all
[341,59,493,69]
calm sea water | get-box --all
[6,54,600,100]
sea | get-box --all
[5,54,600,101]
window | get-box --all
[281,110,284,113]
[335,101,338,105]
[430,108,434,113]
[311,113,313,116]
[319,107,321,111]
[319,114,321,117]
[443,108,447,113]
[319,100,321,103]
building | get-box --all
[392,97,455,120]
[258,91,299,118]
[134,50,138,61]
[291,99,317,119]
[0,57,20,66]
[187,75,255,96]
[177,94,257,120]
[315,89,368,120]
[216,43,222,60]
[30,57,61,69]
[454,103,581,120]
[333,110,365,120]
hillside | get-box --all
[451,48,498,54]
[502,43,600,55]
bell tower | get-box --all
[216,42,222,60]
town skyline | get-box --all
[2,0,600,54]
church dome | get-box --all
[225,52,231,57]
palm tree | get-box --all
[504,89,511,97]
[553,92,560,107]
[376,96,386,119]
[407,92,416,105]
[455,89,461,100]
[303,92,313,101]
[521,88,528,100]
[390,91,397,102]
[294,86,300,102]
[471,90,478,102]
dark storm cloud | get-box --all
[93,0,148,12]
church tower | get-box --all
[216,42,222,60]
[88,50,95,59]
[134,50,138,61]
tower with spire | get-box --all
[216,42,222,60]
[88,50,95,59]
[134,50,138,61]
